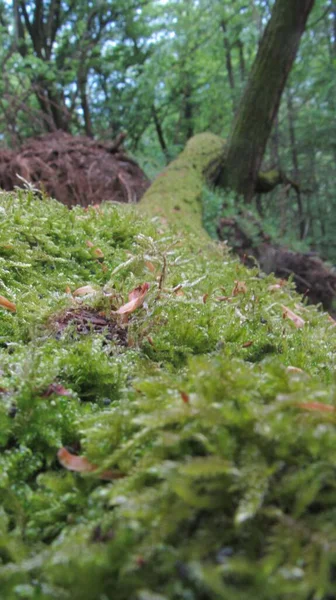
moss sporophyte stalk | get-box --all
[1,190,336,599]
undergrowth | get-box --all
[1,191,336,599]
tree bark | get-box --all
[219,0,315,202]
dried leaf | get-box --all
[296,402,335,413]
[57,448,124,480]
[116,283,149,315]
[180,391,190,404]
[328,315,336,326]
[86,240,94,248]
[0,294,16,313]
[65,285,72,294]
[202,293,209,304]
[232,281,247,296]
[287,366,304,374]
[242,341,253,348]
[93,248,104,259]
[73,285,98,297]
[282,305,305,328]
[145,260,156,273]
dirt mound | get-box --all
[219,215,336,313]
[0,131,149,207]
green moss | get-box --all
[1,191,336,599]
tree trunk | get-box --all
[219,0,315,202]
[286,88,304,239]
[151,105,169,159]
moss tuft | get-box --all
[1,191,336,599]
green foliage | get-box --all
[1,191,336,598]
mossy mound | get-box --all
[1,191,336,599]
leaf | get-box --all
[232,281,247,296]
[296,402,336,413]
[145,260,156,272]
[93,248,104,259]
[242,341,253,348]
[281,305,305,328]
[42,383,72,398]
[116,283,149,315]
[180,391,190,404]
[57,448,124,480]
[287,366,304,374]
[73,285,98,297]
[0,294,16,313]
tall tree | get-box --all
[220,0,315,202]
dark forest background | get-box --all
[0,0,335,259]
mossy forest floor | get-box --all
[1,191,336,599]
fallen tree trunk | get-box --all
[140,132,336,312]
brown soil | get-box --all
[51,308,128,346]
[0,131,149,207]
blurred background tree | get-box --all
[0,0,335,260]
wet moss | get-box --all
[1,190,336,599]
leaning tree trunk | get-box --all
[220,0,315,202]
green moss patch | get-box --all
[1,191,336,599]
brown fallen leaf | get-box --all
[73,285,98,297]
[296,402,335,413]
[242,341,253,348]
[86,240,94,248]
[145,260,156,273]
[0,294,16,313]
[180,391,190,404]
[116,283,149,315]
[232,281,247,296]
[93,248,104,259]
[202,293,209,304]
[57,447,124,480]
[65,285,72,294]
[282,305,305,328]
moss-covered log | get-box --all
[2,177,336,599]
[140,132,225,234]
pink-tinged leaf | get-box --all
[296,402,336,413]
[116,283,149,315]
[73,285,98,297]
[281,305,305,328]
[0,294,16,313]
[268,279,286,291]
[57,448,124,480]
[42,383,72,398]
[86,240,94,248]
[328,315,336,326]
